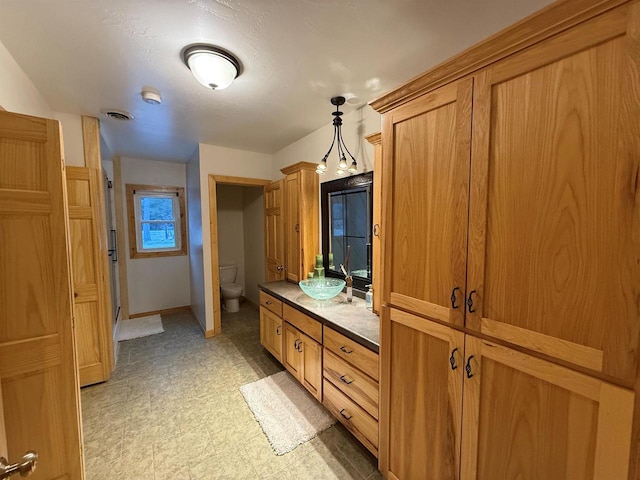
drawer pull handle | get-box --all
[450,287,460,309]
[340,346,353,355]
[339,375,353,385]
[297,342,303,353]
[276,326,281,335]
[294,339,300,349]
[265,300,272,305]
[339,409,352,421]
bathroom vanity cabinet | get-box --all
[258,282,380,457]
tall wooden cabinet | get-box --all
[281,162,319,283]
[366,132,383,315]
[374,1,640,479]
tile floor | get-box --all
[81,303,382,479]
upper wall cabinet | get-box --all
[381,78,473,328]
[281,162,319,283]
[466,4,640,385]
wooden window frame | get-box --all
[126,183,187,259]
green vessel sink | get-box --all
[298,278,345,300]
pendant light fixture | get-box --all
[316,96,358,175]
[182,44,241,90]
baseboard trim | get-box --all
[129,305,191,319]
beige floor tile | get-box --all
[82,304,379,480]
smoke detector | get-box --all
[141,88,162,105]
[101,109,134,121]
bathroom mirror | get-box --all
[321,172,373,291]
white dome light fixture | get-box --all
[182,44,241,90]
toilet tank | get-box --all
[219,265,238,285]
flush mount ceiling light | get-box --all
[182,44,241,90]
[316,96,358,176]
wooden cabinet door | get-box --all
[259,307,282,362]
[283,322,302,380]
[366,132,383,314]
[67,166,114,387]
[380,308,464,479]
[381,78,473,326]
[264,180,285,282]
[0,111,83,479]
[466,4,640,384]
[461,335,635,480]
[284,172,300,282]
[300,331,322,401]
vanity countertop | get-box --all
[259,281,380,353]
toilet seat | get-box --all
[221,284,242,297]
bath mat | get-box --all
[240,371,336,455]
[117,315,164,341]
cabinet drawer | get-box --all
[324,327,379,381]
[323,379,378,457]
[324,349,378,419]
[260,291,283,317]
[283,304,322,343]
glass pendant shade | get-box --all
[183,45,240,90]
[338,155,348,170]
[347,160,358,174]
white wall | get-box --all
[186,148,206,329]
[217,185,246,294]
[53,112,85,167]
[242,187,265,305]
[0,40,51,117]
[119,157,191,315]
[199,144,273,331]
[272,106,380,183]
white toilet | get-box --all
[219,264,242,313]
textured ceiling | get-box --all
[0,0,553,162]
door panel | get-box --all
[383,79,473,326]
[283,323,301,379]
[264,180,285,282]
[284,173,300,282]
[467,7,640,383]
[67,166,114,386]
[0,110,83,479]
[301,332,322,401]
[461,336,634,480]
[381,308,464,479]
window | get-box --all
[126,184,187,258]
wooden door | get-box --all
[466,4,640,384]
[264,180,285,282]
[380,307,464,479]
[283,322,301,380]
[461,335,634,480]
[0,111,83,478]
[283,173,300,282]
[259,307,282,362]
[66,166,114,386]
[381,78,473,326]
[300,332,322,401]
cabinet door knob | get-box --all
[339,409,352,421]
[297,341,303,353]
[340,346,353,355]
[265,300,272,305]
[465,355,475,379]
[467,290,477,313]
[294,339,300,349]
[373,224,380,237]
[276,326,281,335]
[449,348,459,370]
[450,287,461,309]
